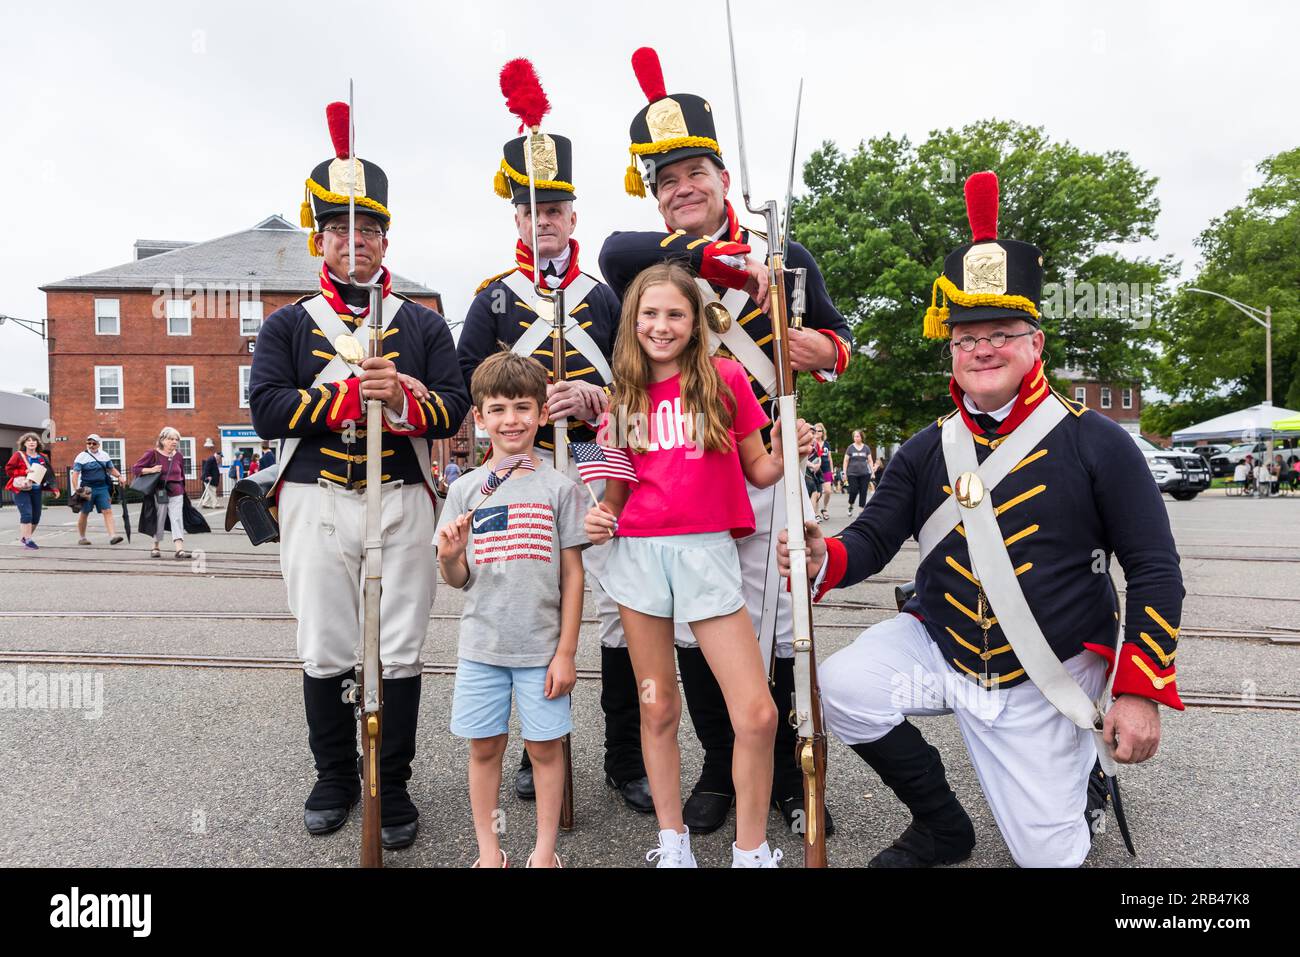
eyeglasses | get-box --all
[86,441,99,446]
[321,225,385,241]
[950,330,1035,353]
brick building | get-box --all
[41,215,452,486]
[1056,369,1144,434]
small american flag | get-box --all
[479,454,536,495]
[570,442,638,486]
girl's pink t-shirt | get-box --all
[610,357,769,539]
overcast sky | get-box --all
[1,0,1293,394]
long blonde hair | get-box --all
[611,262,735,454]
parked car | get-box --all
[1172,443,1228,462]
[1133,434,1210,500]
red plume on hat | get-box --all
[325,102,350,159]
[499,58,551,133]
[631,47,667,102]
[964,171,998,242]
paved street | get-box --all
[1,489,1296,868]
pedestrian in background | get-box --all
[71,433,124,545]
[843,430,874,517]
[200,441,223,509]
[5,432,58,550]
[133,426,208,559]
[258,441,276,472]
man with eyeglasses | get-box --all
[778,171,1184,868]
[249,101,469,851]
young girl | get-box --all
[587,262,813,868]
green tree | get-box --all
[1143,148,1300,435]
[792,118,1171,449]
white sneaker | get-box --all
[646,827,697,868]
[731,841,784,868]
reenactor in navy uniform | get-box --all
[779,171,1184,867]
[457,61,653,814]
[249,102,469,850]
[598,48,853,835]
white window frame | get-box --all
[99,438,125,473]
[1100,387,1112,409]
[94,298,120,336]
[178,437,197,479]
[166,299,192,336]
[1073,386,1086,405]
[95,365,124,409]
[239,299,264,336]
[239,365,252,409]
[1122,387,1133,410]
[167,365,195,409]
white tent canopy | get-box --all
[1172,403,1300,443]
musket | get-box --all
[346,79,384,869]
[514,65,574,827]
[726,0,826,868]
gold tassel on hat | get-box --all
[625,155,646,198]
[308,232,322,257]
[493,167,511,198]
[923,277,949,339]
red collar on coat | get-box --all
[514,238,582,290]
[948,360,1049,436]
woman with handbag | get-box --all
[132,427,208,559]
[5,432,58,550]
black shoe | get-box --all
[868,818,974,868]
[683,786,734,834]
[850,721,975,868]
[303,673,360,834]
[381,820,418,850]
[772,792,836,837]
[515,762,536,801]
[304,804,352,835]
[605,773,655,814]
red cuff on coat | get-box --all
[698,240,752,288]
[807,329,851,382]
[1111,644,1185,710]
[813,536,848,603]
[324,378,361,430]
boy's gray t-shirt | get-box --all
[436,461,589,667]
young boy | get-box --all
[436,352,588,868]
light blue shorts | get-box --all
[602,531,745,624]
[449,657,572,742]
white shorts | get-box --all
[602,532,746,624]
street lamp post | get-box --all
[1186,288,1273,494]
[0,314,47,339]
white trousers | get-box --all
[819,613,1105,868]
[536,448,624,649]
[279,480,436,679]
[670,477,814,659]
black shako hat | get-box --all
[493,58,576,206]
[300,101,391,256]
[624,47,723,198]
[923,171,1044,338]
